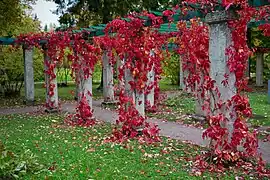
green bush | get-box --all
[0,141,45,179]
[249,53,270,81]
[0,47,44,96]
[161,52,180,85]
[93,61,102,83]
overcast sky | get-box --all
[32,0,60,28]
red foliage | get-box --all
[65,95,95,127]
[175,0,270,177]
[16,30,100,125]
[97,14,169,143]
[14,1,270,176]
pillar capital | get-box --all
[205,10,237,24]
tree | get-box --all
[44,24,48,32]
[52,0,180,90]
[0,1,42,96]
[0,0,37,36]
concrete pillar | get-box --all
[124,65,135,101]
[179,56,184,90]
[79,73,93,110]
[135,89,145,117]
[73,51,80,101]
[123,57,145,117]
[116,56,121,79]
[256,52,264,87]
[23,46,35,105]
[75,82,80,100]
[146,50,155,107]
[146,66,155,107]
[75,57,93,109]
[245,58,250,79]
[206,10,237,141]
[44,48,58,111]
[102,51,115,104]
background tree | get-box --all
[0,0,43,96]
[44,24,48,32]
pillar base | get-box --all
[101,101,119,109]
[23,100,35,106]
[45,108,59,113]
[101,100,119,105]
[135,125,145,136]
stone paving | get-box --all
[0,99,269,163]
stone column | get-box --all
[75,53,93,109]
[74,83,80,100]
[44,48,59,112]
[123,57,145,117]
[256,52,264,87]
[205,10,237,141]
[124,64,135,102]
[78,71,93,109]
[23,46,35,105]
[102,50,115,104]
[245,58,250,79]
[73,50,80,101]
[135,89,145,117]
[116,56,121,79]
[179,56,184,90]
[146,50,155,107]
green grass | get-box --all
[159,79,179,91]
[147,92,196,122]
[249,92,270,127]
[0,82,102,107]
[148,90,270,130]
[0,78,177,108]
[0,114,254,179]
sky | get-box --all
[32,0,60,28]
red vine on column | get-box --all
[16,30,101,126]
[173,0,269,176]
[98,13,169,143]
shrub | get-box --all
[0,141,45,179]
[161,52,180,85]
[0,47,44,97]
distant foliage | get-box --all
[162,52,180,85]
[0,3,41,96]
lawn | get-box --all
[148,90,270,130]
[0,114,254,179]
[0,82,103,108]
[0,78,177,108]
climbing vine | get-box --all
[98,15,164,143]
[16,30,101,126]
[173,0,270,176]
[14,0,269,176]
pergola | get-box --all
[0,1,269,116]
